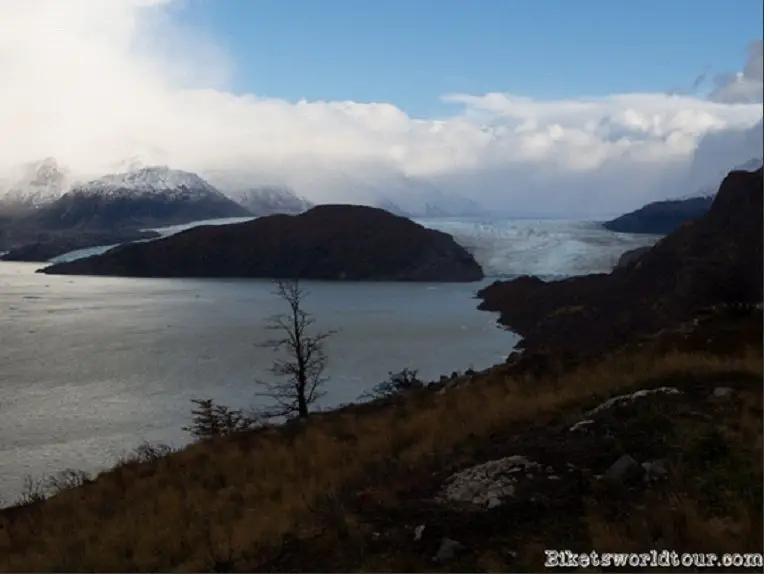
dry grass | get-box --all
[0,346,761,572]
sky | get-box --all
[0,0,762,217]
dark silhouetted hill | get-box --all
[40,204,485,282]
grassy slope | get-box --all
[0,308,761,572]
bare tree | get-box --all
[256,278,335,419]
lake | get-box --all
[0,217,657,504]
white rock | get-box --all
[569,419,595,432]
[585,387,681,417]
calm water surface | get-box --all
[0,262,516,502]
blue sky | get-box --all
[177,0,764,116]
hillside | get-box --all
[479,167,763,366]
[40,204,485,282]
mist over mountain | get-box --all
[0,158,72,210]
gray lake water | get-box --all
[0,217,658,504]
[0,263,516,503]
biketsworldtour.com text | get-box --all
[545,549,764,569]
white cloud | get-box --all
[0,0,761,216]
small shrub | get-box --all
[184,399,261,440]
[17,475,47,505]
[46,469,92,494]
[360,368,424,401]
[131,441,174,463]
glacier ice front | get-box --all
[417,217,659,279]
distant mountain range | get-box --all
[603,157,763,235]
[0,159,486,255]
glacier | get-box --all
[417,217,660,279]
[48,215,660,278]
[48,217,258,264]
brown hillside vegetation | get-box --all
[39,204,484,282]
[0,306,761,572]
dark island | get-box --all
[479,167,763,364]
[39,204,485,282]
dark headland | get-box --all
[478,167,763,368]
[40,204,485,282]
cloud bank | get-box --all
[0,0,761,216]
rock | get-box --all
[414,524,426,541]
[548,475,560,480]
[585,387,681,417]
[569,419,595,432]
[604,454,640,482]
[437,455,540,507]
[40,204,485,282]
[642,460,668,483]
[487,496,502,509]
[688,410,713,421]
[712,386,735,398]
[434,538,462,562]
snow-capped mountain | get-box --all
[28,165,252,231]
[203,171,314,215]
[233,186,314,215]
[76,166,224,199]
[0,157,71,208]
